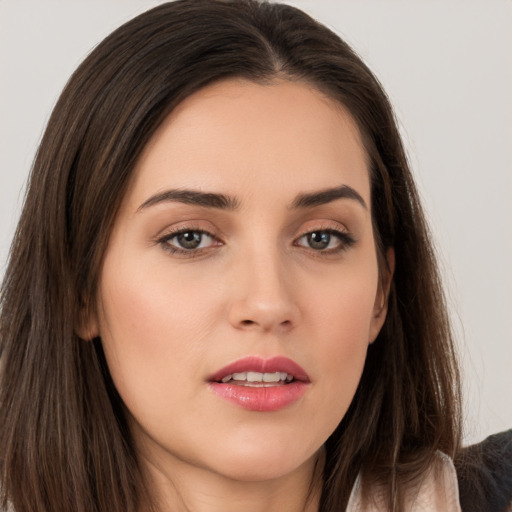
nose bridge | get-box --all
[229,238,299,332]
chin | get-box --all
[203,436,321,483]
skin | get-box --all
[87,78,393,512]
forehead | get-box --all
[127,78,370,209]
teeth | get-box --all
[263,372,281,383]
[220,371,294,384]
[247,371,262,382]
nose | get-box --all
[228,247,301,333]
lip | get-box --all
[208,356,310,412]
[209,356,310,383]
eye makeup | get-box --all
[154,222,357,261]
[156,225,223,257]
[294,228,356,254]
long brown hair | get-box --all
[0,1,462,511]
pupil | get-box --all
[177,232,201,249]
[308,231,330,250]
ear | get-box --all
[75,303,100,341]
[369,247,395,344]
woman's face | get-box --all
[90,79,390,484]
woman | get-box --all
[0,1,509,511]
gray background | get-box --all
[1,0,511,444]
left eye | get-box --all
[162,230,216,251]
[296,230,351,251]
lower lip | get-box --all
[208,381,308,412]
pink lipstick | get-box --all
[208,356,310,412]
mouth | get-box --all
[208,356,310,412]
[209,355,310,385]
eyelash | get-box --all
[156,226,356,257]
[294,228,356,254]
[157,227,219,256]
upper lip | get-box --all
[209,356,310,383]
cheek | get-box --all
[309,258,379,347]
[95,255,222,414]
[304,265,378,424]
[98,250,222,347]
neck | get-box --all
[139,448,324,512]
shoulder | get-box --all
[455,429,512,512]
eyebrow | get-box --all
[137,184,367,212]
[290,185,367,210]
[137,189,240,211]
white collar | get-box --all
[346,452,461,511]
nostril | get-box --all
[241,320,255,326]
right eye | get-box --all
[158,228,220,254]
